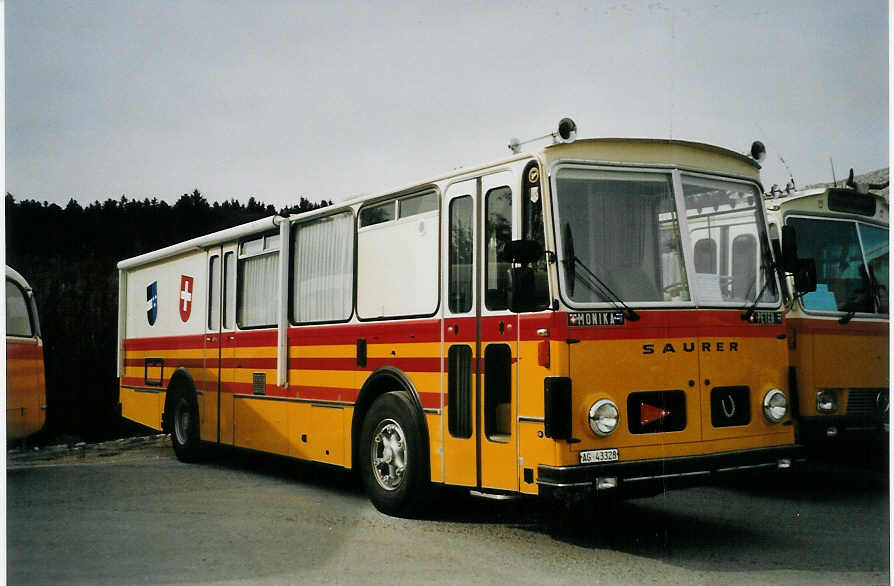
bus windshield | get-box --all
[554,167,778,307]
[788,217,888,316]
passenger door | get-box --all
[443,178,479,487]
[478,171,519,492]
[204,245,237,445]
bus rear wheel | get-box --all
[359,392,428,517]
[171,392,201,463]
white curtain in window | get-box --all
[239,252,279,327]
[293,213,354,322]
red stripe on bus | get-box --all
[124,358,206,369]
[122,309,788,354]
[786,317,889,335]
[124,334,207,351]
[6,342,44,360]
[288,319,442,345]
[288,356,443,372]
[123,377,440,411]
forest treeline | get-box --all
[6,190,330,442]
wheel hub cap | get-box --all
[371,419,407,491]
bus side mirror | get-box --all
[780,225,800,273]
[781,225,817,294]
[507,239,544,313]
[506,239,543,265]
[793,258,817,294]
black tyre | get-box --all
[171,391,202,463]
[359,392,429,517]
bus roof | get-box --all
[6,265,31,290]
[118,136,762,270]
[117,215,282,270]
[541,138,760,177]
[767,186,889,207]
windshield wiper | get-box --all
[565,255,640,321]
[741,245,778,321]
[839,267,879,324]
[741,277,774,321]
[838,309,857,325]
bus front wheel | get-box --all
[359,392,428,517]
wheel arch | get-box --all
[351,366,429,471]
[162,367,198,433]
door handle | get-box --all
[206,336,216,343]
[227,335,236,342]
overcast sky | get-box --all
[5,1,889,208]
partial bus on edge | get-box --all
[7,266,47,441]
[117,131,804,515]
[766,186,889,441]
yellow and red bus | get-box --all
[7,266,47,441]
[766,184,889,441]
[118,125,804,515]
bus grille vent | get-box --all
[847,388,887,416]
[253,372,266,395]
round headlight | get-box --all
[816,390,838,414]
[589,399,619,436]
[763,389,788,423]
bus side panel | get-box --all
[234,396,291,457]
[809,323,889,394]
[426,412,443,483]
[516,313,566,494]
[790,318,889,418]
[6,338,47,440]
[787,318,816,417]
[119,252,208,432]
[518,421,552,495]
[119,387,165,431]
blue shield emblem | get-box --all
[146,281,158,326]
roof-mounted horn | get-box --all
[508,117,578,153]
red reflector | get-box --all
[640,402,670,426]
[538,340,550,369]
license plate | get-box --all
[579,448,619,464]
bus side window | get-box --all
[292,212,354,323]
[449,195,473,314]
[208,255,221,330]
[731,234,757,300]
[521,162,549,309]
[484,344,512,441]
[357,191,439,319]
[237,235,280,328]
[485,186,512,311]
[6,280,33,338]
[448,345,473,438]
[694,238,717,274]
[223,252,236,329]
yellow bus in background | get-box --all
[118,122,806,515]
[6,266,48,441]
[766,183,889,441]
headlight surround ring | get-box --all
[763,388,788,423]
[588,399,620,436]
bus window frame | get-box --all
[783,211,889,319]
[236,229,281,330]
[548,160,780,311]
[355,186,443,322]
[5,278,37,339]
[289,209,357,327]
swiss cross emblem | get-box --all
[179,275,194,322]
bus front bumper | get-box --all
[537,445,805,499]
